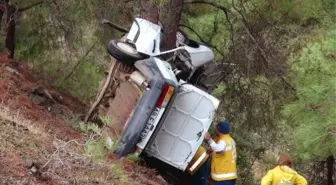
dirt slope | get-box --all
[0,53,84,140]
[0,53,165,185]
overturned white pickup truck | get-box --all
[87,17,220,178]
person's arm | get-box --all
[207,139,225,153]
[295,174,308,185]
[204,132,225,153]
[261,170,273,185]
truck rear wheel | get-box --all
[107,40,147,65]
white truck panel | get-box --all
[127,18,162,56]
[145,82,220,170]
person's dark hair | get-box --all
[276,153,293,167]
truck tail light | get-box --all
[156,85,175,108]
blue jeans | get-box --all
[215,179,236,185]
[191,160,209,185]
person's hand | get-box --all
[204,132,211,141]
[206,148,213,155]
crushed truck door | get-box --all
[145,82,220,171]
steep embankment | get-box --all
[0,53,166,185]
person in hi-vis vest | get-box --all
[187,145,210,185]
[261,154,307,185]
[204,121,237,185]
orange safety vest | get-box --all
[211,134,237,181]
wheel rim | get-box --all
[117,42,138,55]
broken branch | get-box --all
[85,59,120,122]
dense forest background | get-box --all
[0,0,335,184]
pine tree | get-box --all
[282,25,336,184]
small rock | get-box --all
[30,95,45,105]
[24,158,34,168]
[30,166,38,174]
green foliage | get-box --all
[232,128,267,185]
[55,57,105,103]
[0,37,5,51]
[150,0,168,5]
[212,83,226,97]
[79,122,106,162]
[58,111,83,130]
[6,0,335,183]
[184,12,232,58]
[79,116,113,133]
[85,138,107,163]
[13,0,128,103]
[259,152,277,171]
[185,3,217,16]
[79,120,117,162]
[109,163,128,183]
[185,3,305,184]
[127,153,140,162]
[241,0,335,24]
[99,115,114,126]
[282,25,336,161]
[79,122,101,134]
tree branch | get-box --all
[184,0,234,51]
[241,22,296,91]
[85,58,119,122]
[184,0,230,12]
[62,42,97,82]
[18,0,44,12]
[101,19,128,33]
[179,24,225,57]
[208,9,219,43]
[184,0,295,91]
[231,0,248,25]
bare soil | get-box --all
[0,53,165,185]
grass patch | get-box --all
[109,163,129,183]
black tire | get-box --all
[107,40,147,65]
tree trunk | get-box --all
[327,155,334,185]
[0,0,45,59]
[159,0,183,50]
[0,11,3,29]
[139,1,190,184]
[140,0,183,50]
[140,0,159,24]
[5,5,16,59]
